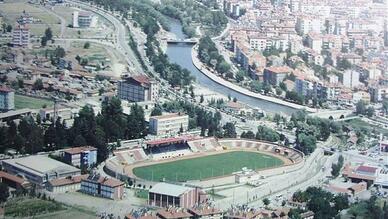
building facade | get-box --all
[80,174,124,200]
[0,87,14,111]
[118,75,159,103]
[149,113,189,136]
[1,155,80,186]
[148,183,207,208]
[263,66,292,85]
[63,146,97,168]
[11,25,30,47]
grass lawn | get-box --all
[133,151,283,182]
[15,94,53,109]
[134,189,149,199]
[0,2,61,36]
[5,198,65,217]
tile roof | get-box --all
[63,146,97,155]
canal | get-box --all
[165,19,298,115]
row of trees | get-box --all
[0,97,147,163]
[198,36,231,75]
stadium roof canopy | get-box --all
[149,182,193,197]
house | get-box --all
[263,66,292,85]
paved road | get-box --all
[67,0,143,74]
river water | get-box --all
[165,19,298,115]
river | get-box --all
[165,19,298,115]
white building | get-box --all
[296,16,322,35]
[0,86,14,111]
[73,11,97,28]
[342,70,360,89]
[149,113,189,136]
[11,25,30,47]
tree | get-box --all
[296,133,316,155]
[200,94,204,103]
[41,36,48,47]
[0,183,9,203]
[366,106,374,117]
[217,61,231,74]
[241,130,255,139]
[263,198,270,207]
[356,100,367,115]
[84,42,90,49]
[6,24,12,32]
[223,122,236,138]
[33,79,44,90]
[127,104,147,139]
[45,27,53,40]
[151,105,163,116]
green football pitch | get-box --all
[132,151,284,182]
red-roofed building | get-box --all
[0,171,30,189]
[80,174,124,200]
[47,174,88,193]
[118,75,159,103]
[264,66,292,85]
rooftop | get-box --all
[149,183,193,197]
[84,174,124,187]
[150,113,188,120]
[157,209,193,219]
[265,66,292,74]
[2,155,80,177]
[49,174,88,187]
[356,165,378,173]
[63,146,97,155]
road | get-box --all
[67,0,143,74]
[212,135,340,209]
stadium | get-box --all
[104,137,304,185]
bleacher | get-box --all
[217,139,304,164]
[114,147,148,165]
[187,137,222,152]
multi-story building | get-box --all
[118,75,159,103]
[80,174,124,200]
[11,25,30,47]
[341,70,360,88]
[73,11,97,28]
[0,86,14,111]
[263,66,292,85]
[63,146,97,168]
[306,33,322,53]
[296,16,322,35]
[149,113,189,136]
